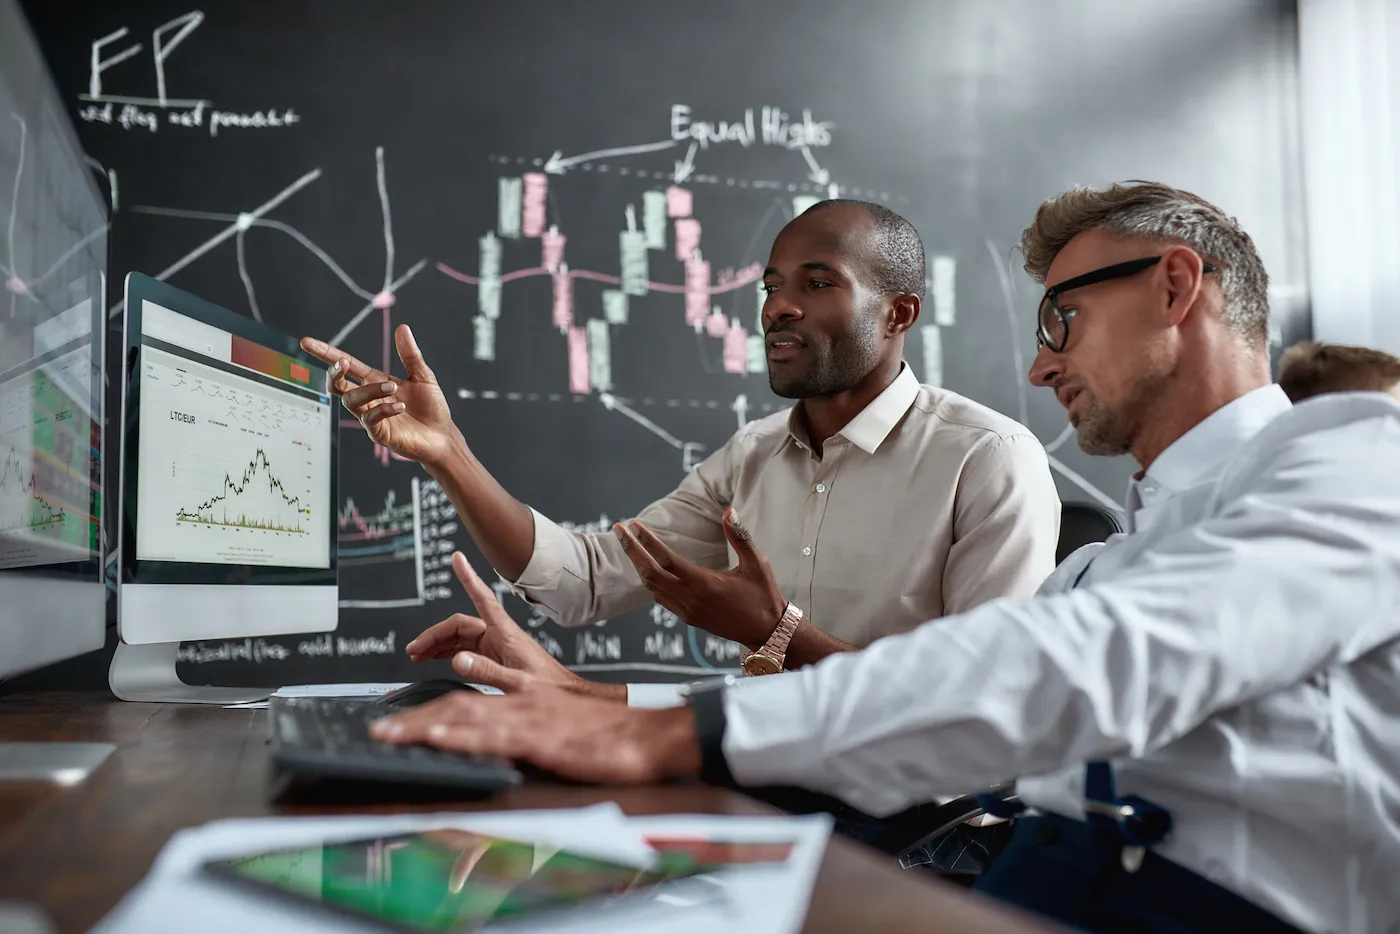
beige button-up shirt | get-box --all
[506,365,1061,645]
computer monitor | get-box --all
[0,0,116,783]
[0,0,108,684]
[0,275,106,678]
[112,273,338,703]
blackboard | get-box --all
[22,0,1311,687]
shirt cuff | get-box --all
[626,683,687,708]
[501,507,572,594]
[719,672,824,786]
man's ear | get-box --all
[887,293,920,336]
[1160,246,1208,329]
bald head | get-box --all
[797,200,926,299]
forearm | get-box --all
[784,621,858,668]
[563,679,627,703]
[423,434,537,581]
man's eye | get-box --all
[809,280,832,289]
[761,283,780,294]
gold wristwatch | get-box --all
[741,602,803,676]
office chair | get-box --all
[1056,500,1125,564]
[885,501,1127,874]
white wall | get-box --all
[1298,0,1400,357]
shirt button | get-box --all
[814,483,827,493]
[802,546,812,557]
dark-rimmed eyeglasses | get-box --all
[1036,255,1219,352]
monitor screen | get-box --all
[0,284,102,575]
[132,300,333,571]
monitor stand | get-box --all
[108,641,269,704]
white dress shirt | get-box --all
[720,387,1400,934]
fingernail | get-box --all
[454,651,474,673]
[612,525,625,541]
[392,402,406,412]
[429,724,447,739]
[405,640,419,653]
[382,382,396,393]
[370,719,400,739]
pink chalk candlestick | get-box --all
[542,227,566,272]
[666,186,693,218]
[723,322,749,374]
[684,255,711,327]
[705,308,729,338]
[372,291,396,309]
[675,218,701,263]
[567,326,590,394]
[552,267,574,329]
[522,173,548,238]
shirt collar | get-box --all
[784,363,920,455]
[1126,383,1292,516]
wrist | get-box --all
[422,429,470,473]
[751,590,788,646]
[642,706,701,779]
[563,678,627,703]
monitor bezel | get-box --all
[119,272,339,589]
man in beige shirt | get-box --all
[301,199,1060,699]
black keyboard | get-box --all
[268,697,523,793]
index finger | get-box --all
[628,522,689,575]
[612,523,679,590]
[299,337,385,384]
[452,552,506,620]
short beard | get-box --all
[1073,366,1168,457]
[768,312,881,399]
[1072,393,1137,456]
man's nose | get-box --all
[761,291,802,332]
[1027,344,1063,387]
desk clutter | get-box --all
[91,805,832,934]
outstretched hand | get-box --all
[613,507,786,649]
[405,552,625,701]
[301,324,462,467]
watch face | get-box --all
[742,654,781,676]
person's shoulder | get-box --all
[906,384,1042,447]
[1223,391,1400,489]
[723,405,795,455]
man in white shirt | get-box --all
[301,199,1059,685]
[369,181,1400,933]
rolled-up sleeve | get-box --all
[500,432,744,628]
[942,433,1061,615]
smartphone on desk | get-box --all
[203,827,726,933]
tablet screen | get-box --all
[206,827,717,932]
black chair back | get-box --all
[1057,501,1125,564]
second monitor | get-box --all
[112,273,339,703]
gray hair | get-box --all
[1020,181,1270,345]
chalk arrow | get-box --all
[673,142,698,184]
[543,140,678,175]
[800,146,830,185]
[731,394,750,430]
[599,393,685,450]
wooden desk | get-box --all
[0,692,1057,933]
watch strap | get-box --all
[688,682,736,787]
[753,602,802,669]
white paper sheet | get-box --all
[91,808,832,934]
[92,805,663,934]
